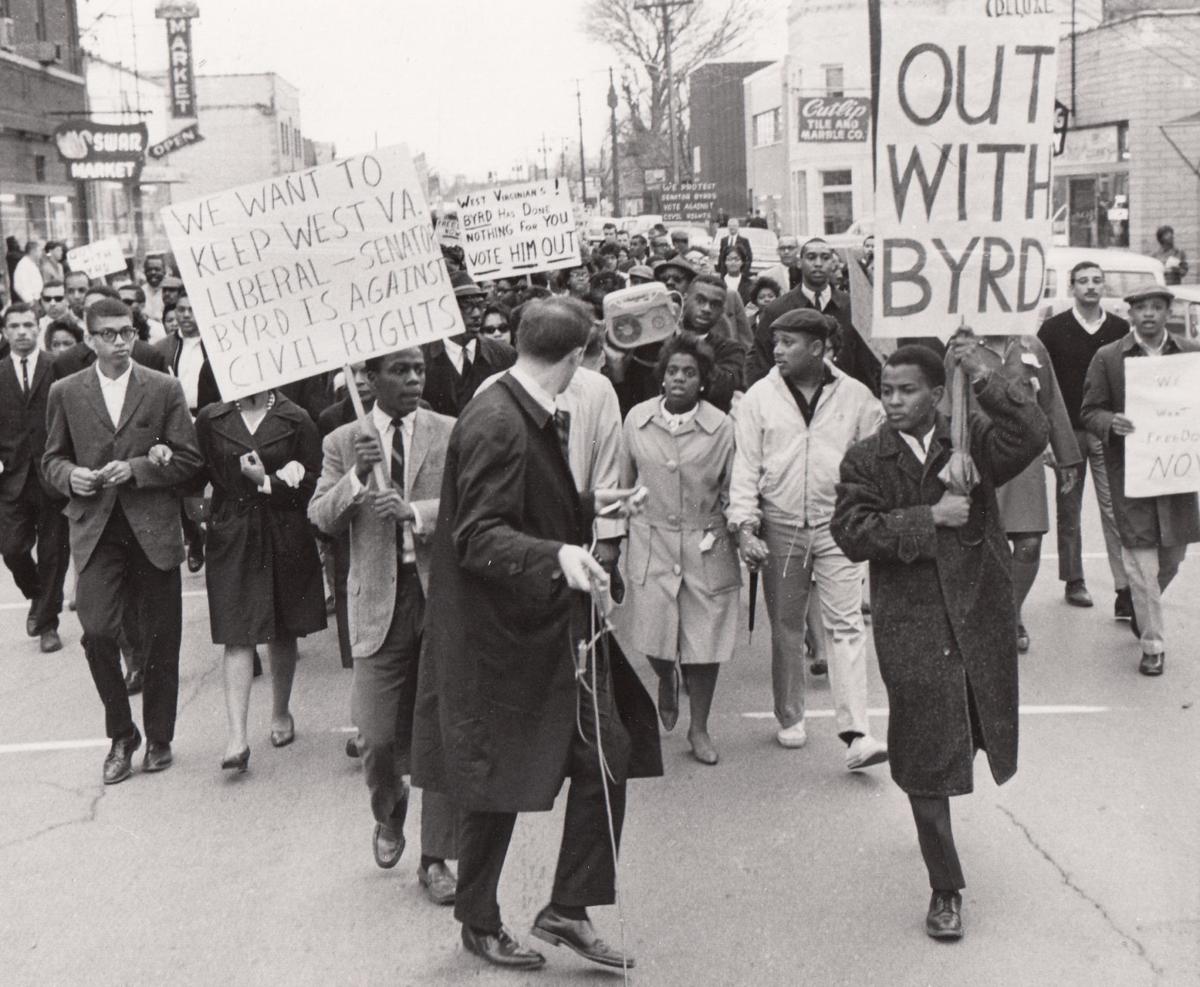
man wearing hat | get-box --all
[729,308,888,766]
[1081,284,1200,676]
[422,271,516,418]
[160,275,184,313]
[627,265,654,286]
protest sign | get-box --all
[661,182,718,224]
[456,179,578,280]
[798,97,870,143]
[873,0,1059,339]
[67,238,127,279]
[1123,352,1200,498]
[161,144,463,402]
[435,212,461,248]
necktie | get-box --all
[20,357,28,394]
[459,343,473,379]
[553,409,571,464]
[390,419,406,493]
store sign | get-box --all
[661,182,718,223]
[643,168,666,189]
[798,97,870,143]
[53,120,148,181]
[166,17,197,118]
[148,123,204,160]
[1057,126,1120,168]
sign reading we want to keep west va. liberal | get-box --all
[873,0,1059,340]
[161,144,463,402]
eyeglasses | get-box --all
[42,294,64,302]
[89,327,138,343]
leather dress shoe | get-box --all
[1016,624,1030,653]
[531,905,633,969]
[1139,651,1164,676]
[186,539,205,573]
[25,613,37,637]
[39,629,62,653]
[418,860,457,905]
[373,820,405,869]
[125,667,144,695]
[345,735,361,758]
[103,726,142,785]
[1114,588,1133,621]
[925,891,963,941]
[1064,579,1093,607]
[143,741,173,773]
[809,658,828,675]
[461,924,545,970]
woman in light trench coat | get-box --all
[617,333,741,765]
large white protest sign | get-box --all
[67,238,127,279]
[1124,352,1200,498]
[457,179,578,281]
[873,1,1059,339]
[161,144,463,401]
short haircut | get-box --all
[364,347,424,374]
[482,302,512,328]
[670,229,689,244]
[162,301,177,321]
[597,242,620,259]
[724,244,748,265]
[885,345,946,389]
[516,297,592,363]
[800,237,830,255]
[1156,225,1174,243]
[144,254,165,268]
[1069,260,1103,283]
[689,272,726,295]
[750,276,782,304]
[631,233,647,245]
[119,284,147,303]
[653,332,716,391]
[65,270,91,287]
[602,222,617,232]
[84,284,121,302]
[3,302,35,324]
[85,297,132,332]
[44,318,82,348]
[42,279,64,293]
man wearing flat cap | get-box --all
[1081,284,1200,676]
[728,307,888,767]
[422,271,516,418]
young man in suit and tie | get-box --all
[309,347,460,904]
[43,298,201,784]
[52,285,169,379]
[0,303,69,652]
[421,272,516,418]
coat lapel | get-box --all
[115,365,147,434]
[29,357,51,405]
[81,367,115,433]
[408,408,431,487]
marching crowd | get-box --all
[2,219,1196,970]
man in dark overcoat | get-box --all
[1080,284,1200,676]
[411,297,660,973]
[832,338,1047,941]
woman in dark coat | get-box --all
[832,339,1047,940]
[193,390,326,771]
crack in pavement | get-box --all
[0,783,107,853]
[997,804,1165,981]
[176,650,223,716]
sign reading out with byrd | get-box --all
[874,1,1059,339]
[67,238,127,279]
[161,144,463,401]
[1123,353,1200,498]
[457,179,578,281]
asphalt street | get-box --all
[1,495,1196,986]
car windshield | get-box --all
[1102,270,1158,298]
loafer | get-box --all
[186,540,205,573]
[461,924,545,970]
[1064,580,1093,607]
[103,726,142,785]
[845,734,889,771]
[39,629,63,653]
[531,905,633,970]
[373,821,405,869]
[25,613,38,637]
[1016,624,1030,653]
[776,721,808,748]
[345,735,361,758]
[925,890,963,941]
[809,658,828,675]
[143,741,173,773]
[1139,652,1164,676]
[125,667,144,695]
[418,860,457,905]
[1114,588,1133,621]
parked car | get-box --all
[1038,246,1166,322]
[1168,284,1200,340]
[583,215,618,245]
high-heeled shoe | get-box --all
[657,671,679,732]
[270,715,295,748]
[221,747,250,773]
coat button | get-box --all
[672,563,682,576]
[943,647,951,656]
[666,460,678,472]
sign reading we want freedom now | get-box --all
[161,145,463,401]
[873,0,1059,339]
[1124,353,1200,498]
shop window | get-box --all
[753,108,781,147]
[34,155,45,182]
[821,170,854,234]
[281,121,289,156]
[824,65,844,98]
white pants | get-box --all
[1121,544,1187,654]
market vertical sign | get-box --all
[873,1,1060,339]
[157,2,200,118]
[798,97,869,143]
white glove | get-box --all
[276,460,306,489]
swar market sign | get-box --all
[798,97,870,143]
[53,121,148,181]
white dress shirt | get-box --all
[899,426,936,464]
[443,337,477,377]
[175,335,205,411]
[97,363,133,428]
[1071,306,1106,335]
[11,349,40,392]
[800,284,828,311]
[508,365,558,417]
[348,403,425,562]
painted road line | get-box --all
[0,739,111,754]
[741,705,1110,720]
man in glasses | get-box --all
[421,271,515,418]
[1038,261,1132,617]
[53,285,168,379]
[43,298,201,784]
[39,281,78,338]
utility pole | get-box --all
[539,133,552,181]
[608,67,621,217]
[635,0,693,185]
[575,80,587,206]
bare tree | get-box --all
[584,0,760,182]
